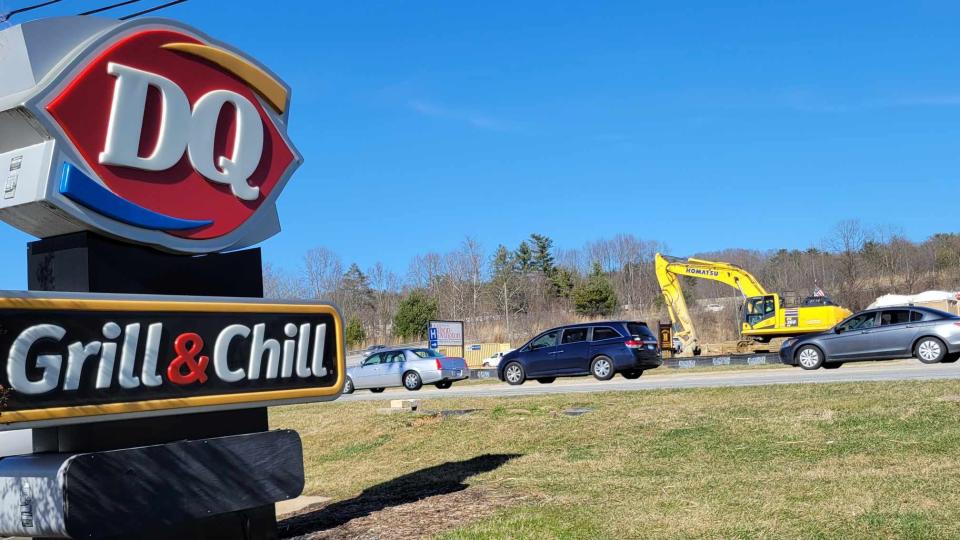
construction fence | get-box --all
[439,343,513,368]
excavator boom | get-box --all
[659,255,768,297]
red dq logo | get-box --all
[35,21,301,253]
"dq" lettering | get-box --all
[98,62,264,201]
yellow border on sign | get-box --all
[0,297,345,425]
[161,42,289,114]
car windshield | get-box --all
[627,323,655,338]
[411,349,442,358]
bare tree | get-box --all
[303,246,343,303]
[368,262,401,343]
[262,263,306,299]
[462,237,485,320]
[407,252,444,297]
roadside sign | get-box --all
[658,323,673,350]
[0,17,301,253]
[0,292,344,429]
[428,320,464,347]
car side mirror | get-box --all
[834,327,843,334]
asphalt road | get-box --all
[337,360,960,402]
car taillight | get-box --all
[436,359,442,370]
[625,340,642,348]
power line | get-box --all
[79,0,144,16]
[118,0,187,20]
[1,0,62,22]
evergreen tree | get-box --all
[550,266,576,299]
[529,233,556,275]
[392,290,439,340]
[514,241,534,273]
[491,245,514,276]
[344,317,366,347]
[341,263,374,318]
[489,245,527,324]
[572,261,618,316]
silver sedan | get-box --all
[343,348,469,393]
[780,306,960,370]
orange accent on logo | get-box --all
[161,42,289,114]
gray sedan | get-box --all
[343,348,469,393]
[780,306,960,370]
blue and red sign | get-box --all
[0,18,301,253]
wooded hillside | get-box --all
[264,220,960,348]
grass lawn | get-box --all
[274,379,960,539]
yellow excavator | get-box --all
[655,253,851,356]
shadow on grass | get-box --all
[278,453,520,537]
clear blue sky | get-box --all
[4,1,960,287]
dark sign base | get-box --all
[27,231,279,540]
[28,230,264,296]
[69,430,302,539]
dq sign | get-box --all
[0,17,301,253]
[0,292,344,429]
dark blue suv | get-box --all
[497,321,661,385]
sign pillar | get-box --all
[28,231,277,539]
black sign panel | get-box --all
[0,293,344,428]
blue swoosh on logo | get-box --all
[59,163,213,231]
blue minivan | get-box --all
[497,321,662,385]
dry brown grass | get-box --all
[273,379,960,539]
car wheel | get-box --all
[403,371,423,391]
[370,388,385,393]
[343,377,355,394]
[916,337,947,364]
[590,356,615,381]
[536,377,556,384]
[943,353,960,363]
[823,363,842,370]
[503,362,525,385]
[434,381,452,389]
[796,345,824,370]
[621,370,642,379]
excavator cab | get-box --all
[743,295,778,328]
[800,296,838,307]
